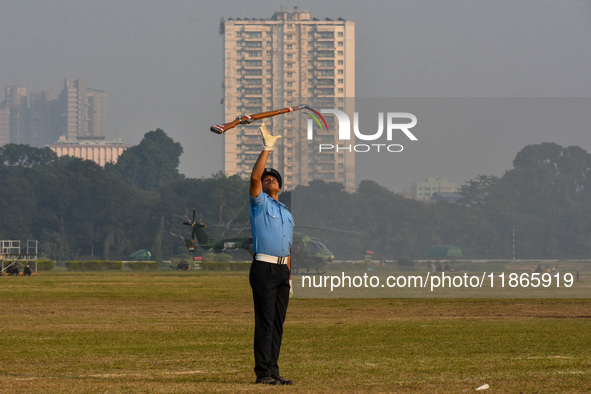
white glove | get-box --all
[260,123,281,151]
[289,279,293,298]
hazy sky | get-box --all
[2,0,591,193]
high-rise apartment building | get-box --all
[0,79,107,148]
[86,88,107,139]
[0,102,8,146]
[2,86,28,144]
[58,79,106,141]
[221,8,355,191]
[59,78,87,141]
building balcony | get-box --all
[242,89,263,96]
[315,32,335,40]
[314,61,335,69]
[315,88,335,96]
[242,34,263,41]
[315,51,335,58]
[241,64,263,70]
[315,157,336,164]
[240,40,263,47]
[316,78,335,86]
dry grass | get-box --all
[0,271,590,392]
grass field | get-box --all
[0,271,590,392]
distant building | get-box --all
[0,79,107,148]
[57,79,106,141]
[48,137,129,167]
[0,86,28,145]
[221,8,356,191]
[407,177,458,201]
[431,192,463,203]
[86,88,107,139]
[0,99,9,146]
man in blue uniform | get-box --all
[249,123,294,385]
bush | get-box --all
[199,262,229,271]
[127,261,158,271]
[103,261,123,270]
[37,258,56,271]
[397,257,414,266]
[65,260,124,271]
[203,252,233,263]
[66,261,85,271]
[228,262,251,271]
[85,260,103,271]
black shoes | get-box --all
[255,376,279,385]
[273,376,294,385]
[255,376,294,385]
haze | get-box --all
[2,0,590,193]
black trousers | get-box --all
[249,259,290,379]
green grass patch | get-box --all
[0,271,589,392]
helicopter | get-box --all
[172,208,335,274]
[290,232,334,274]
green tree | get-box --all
[0,144,57,167]
[108,129,184,190]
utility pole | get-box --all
[512,227,516,261]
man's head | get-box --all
[261,168,282,192]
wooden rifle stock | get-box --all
[210,104,311,134]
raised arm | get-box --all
[249,123,281,198]
[250,150,270,198]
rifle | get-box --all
[210,104,313,134]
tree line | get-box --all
[1,130,590,261]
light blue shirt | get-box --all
[250,191,293,257]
